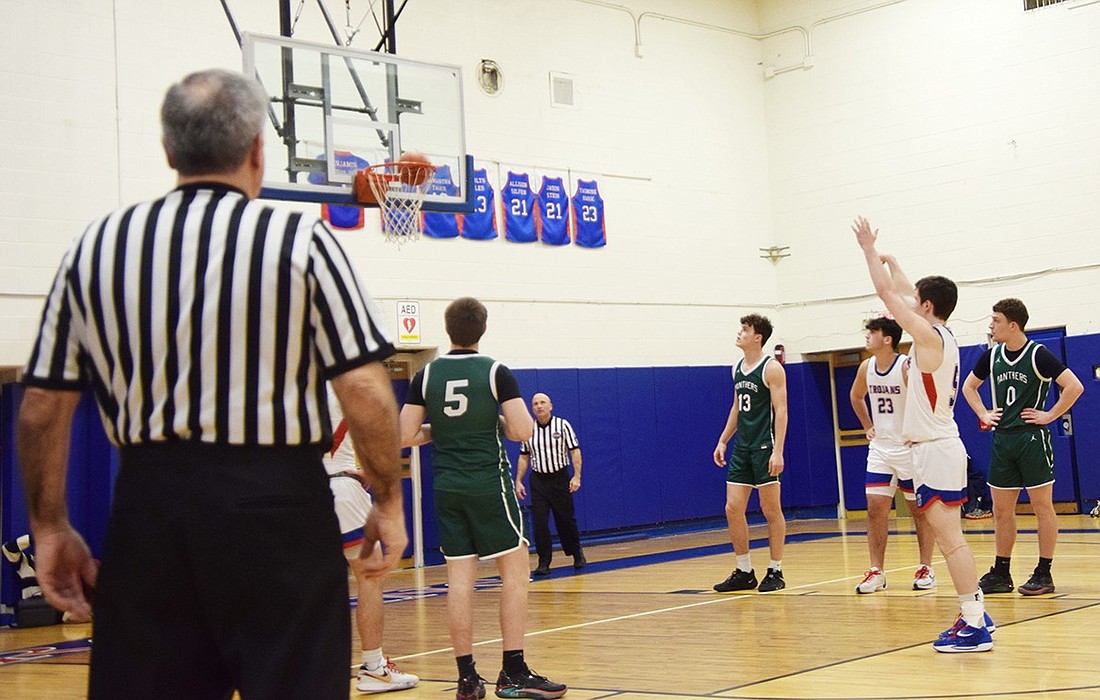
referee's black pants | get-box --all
[530,469,583,565]
[89,443,350,700]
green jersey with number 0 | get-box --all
[990,341,1051,432]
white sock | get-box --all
[736,554,752,572]
[959,590,985,628]
[769,560,782,572]
[363,648,386,671]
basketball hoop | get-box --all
[353,160,437,245]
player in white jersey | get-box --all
[854,216,992,653]
[849,317,935,594]
[326,395,420,693]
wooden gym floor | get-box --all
[2,514,1098,699]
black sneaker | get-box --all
[494,668,567,699]
[978,567,1014,594]
[573,552,587,570]
[1018,570,1055,596]
[457,675,487,700]
[713,568,757,592]
[758,567,786,592]
[532,563,551,577]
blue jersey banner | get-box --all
[422,164,460,239]
[536,176,570,246]
[502,171,537,243]
[461,168,498,240]
[571,179,606,248]
[308,151,368,230]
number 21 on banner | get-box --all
[397,301,421,345]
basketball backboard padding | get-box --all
[242,32,472,212]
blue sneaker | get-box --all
[933,621,993,652]
[937,613,996,640]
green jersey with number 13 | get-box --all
[733,356,774,451]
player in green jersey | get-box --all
[400,298,567,700]
[712,314,789,593]
[961,298,1083,596]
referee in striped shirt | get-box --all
[16,69,404,699]
[515,393,586,576]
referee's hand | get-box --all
[31,525,98,623]
[353,503,408,578]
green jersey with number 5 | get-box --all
[733,356,774,451]
[421,353,513,492]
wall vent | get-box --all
[549,72,575,108]
[1024,0,1068,9]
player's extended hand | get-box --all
[353,503,408,578]
[515,479,527,500]
[713,442,728,468]
[1020,407,1055,426]
[32,524,98,623]
[852,216,878,250]
[569,475,581,493]
[768,452,785,477]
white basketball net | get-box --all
[365,163,436,245]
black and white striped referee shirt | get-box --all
[23,183,394,447]
[520,416,580,474]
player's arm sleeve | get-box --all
[308,221,396,378]
[404,369,427,406]
[970,348,994,381]
[1034,345,1067,380]
[494,365,522,403]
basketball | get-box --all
[398,151,433,186]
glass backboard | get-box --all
[243,33,472,212]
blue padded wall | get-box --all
[505,362,839,540]
[1065,333,1100,505]
[785,361,838,507]
[575,369,624,531]
[615,368,661,528]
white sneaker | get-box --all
[855,568,887,594]
[357,659,420,694]
[913,565,937,590]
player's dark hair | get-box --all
[865,317,903,350]
[445,297,488,347]
[914,276,958,321]
[992,298,1029,330]
[740,314,773,345]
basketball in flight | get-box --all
[398,151,433,186]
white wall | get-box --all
[2,0,1098,369]
[758,0,1100,352]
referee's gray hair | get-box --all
[161,69,269,176]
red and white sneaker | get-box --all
[357,658,420,694]
[912,565,937,590]
[855,567,887,594]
